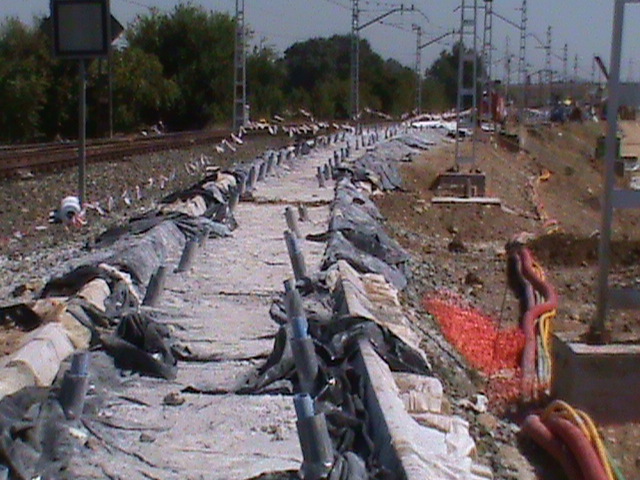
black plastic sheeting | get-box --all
[0,387,72,480]
[0,352,145,480]
[0,168,244,480]
[242,144,428,480]
[323,176,409,291]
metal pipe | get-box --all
[294,394,334,479]
[298,204,309,222]
[323,164,331,181]
[71,351,90,376]
[294,393,315,419]
[176,239,199,273]
[229,188,240,212]
[257,161,267,181]
[291,337,318,394]
[594,0,626,341]
[317,167,326,188]
[283,278,296,318]
[284,230,307,281]
[78,59,87,206]
[247,165,257,190]
[287,286,308,338]
[143,265,168,307]
[267,153,276,174]
[285,206,302,238]
[59,351,90,420]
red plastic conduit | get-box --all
[521,414,584,480]
[517,247,559,399]
[543,416,609,480]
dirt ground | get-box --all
[375,122,640,478]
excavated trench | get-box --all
[0,126,497,480]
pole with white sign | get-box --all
[51,0,111,207]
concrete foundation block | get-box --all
[552,332,640,423]
[354,339,485,480]
[5,323,74,386]
[393,372,443,414]
[0,364,37,399]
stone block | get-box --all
[552,332,640,423]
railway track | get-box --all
[0,129,238,179]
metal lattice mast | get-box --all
[414,24,423,115]
[351,0,361,122]
[481,0,494,122]
[591,55,596,85]
[455,0,479,168]
[563,43,569,89]
[233,0,246,131]
[573,54,579,98]
[517,0,528,119]
[545,26,552,105]
[505,35,511,102]
[593,0,634,341]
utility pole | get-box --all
[563,43,569,97]
[415,28,457,117]
[233,0,247,131]
[414,24,423,115]
[573,53,579,99]
[455,0,479,168]
[350,1,413,124]
[517,0,528,121]
[481,0,494,124]
[351,0,360,122]
[545,26,552,106]
[505,35,511,106]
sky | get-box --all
[3,1,640,83]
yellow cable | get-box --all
[543,401,617,480]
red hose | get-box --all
[517,247,559,399]
[543,416,609,480]
[521,415,584,480]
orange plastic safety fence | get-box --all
[423,290,525,375]
[423,290,528,409]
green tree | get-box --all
[427,42,485,108]
[110,47,179,131]
[247,45,286,120]
[284,35,412,119]
[0,18,51,142]
[127,4,235,129]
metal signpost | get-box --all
[593,0,640,341]
[51,0,111,206]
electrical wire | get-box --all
[321,0,351,10]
